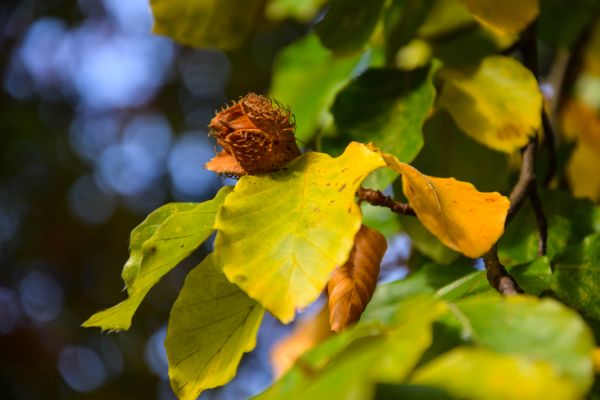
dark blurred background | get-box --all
[0,0,313,398]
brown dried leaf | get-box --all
[328,225,387,332]
[270,305,332,378]
[206,93,301,176]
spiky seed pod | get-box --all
[205,93,301,176]
[328,225,387,332]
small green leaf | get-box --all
[315,0,386,55]
[269,33,364,143]
[82,187,232,331]
[166,254,264,400]
[454,294,595,391]
[552,233,600,321]
[215,142,385,323]
[412,347,580,400]
[330,64,437,188]
[399,217,460,264]
[149,0,264,49]
[437,55,542,153]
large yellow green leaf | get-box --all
[214,142,385,323]
[269,33,363,143]
[454,295,595,391]
[266,0,329,22]
[382,152,509,258]
[458,0,540,34]
[150,0,264,49]
[411,347,580,400]
[165,254,264,400]
[82,187,232,331]
[437,55,543,153]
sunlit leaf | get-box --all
[150,0,264,49]
[437,55,542,153]
[412,347,580,400]
[315,0,386,55]
[166,254,264,400]
[458,0,540,34]
[331,64,437,188]
[454,294,595,391]
[552,233,600,321]
[383,152,510,258]
[266,0,329,22]
[82,187,232,331]
[215,142,385,323]
[269,33,363,143]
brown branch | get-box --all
[357,188,416,216]
[483,245,524,295]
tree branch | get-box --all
[357,188,416,216]
[483,245,524,295]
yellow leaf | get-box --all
[214,142,386,323]
[438,55,543,153]
[412,347,580,400]
[383,153,509,258]
[459,0,540,34]
[561,100,600,201]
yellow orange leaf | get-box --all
[328,225,387,332]
[382,153,510,258]
[459,0,540,34]
[438,56,542,153]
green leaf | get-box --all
[436,256,552,300]
[413,110,510,192]
[363,264,473,324]
[330,64,437,188]
[437,55,543,153]
[165,254,264,400]
[383,0,435,63]
[266,0,329,22]
[552,233,600,321]
[538,0,598,48]
[82,187,232,331]
[269,33,364,143]
[499,189,600,265]
[122,203,199,294]
[214,142,385,323]
[453,294,595,391]
[150,0,264,49]
[411,347,581,400]
[257,295,445,399]
[315,0,386,55]
[375,384,452,400]
[399,217,460,264]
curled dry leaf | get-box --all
[270,305,331,378]
[205,93,301,176]
[328,225,387,332]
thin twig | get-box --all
[483,246,524,295]
[357,188,416,216]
